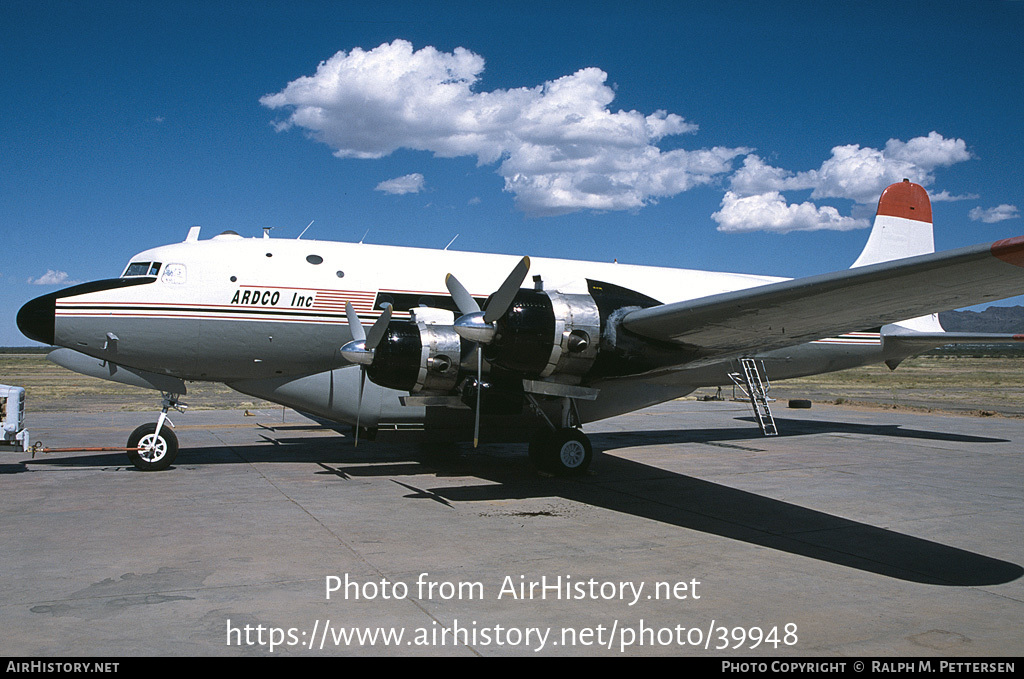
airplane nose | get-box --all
[17,293,56,345]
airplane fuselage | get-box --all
[18,230,901,432]
[41,232,798,382]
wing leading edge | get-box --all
[621,235,1024,359]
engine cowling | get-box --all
[485,289,601,383]
[364,308,464,393]
[353,277,670,398]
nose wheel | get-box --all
[126,393,184,471]
[127,423,179,471]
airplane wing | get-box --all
[621,236,1024,359]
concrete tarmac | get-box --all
[1,400,1021,657]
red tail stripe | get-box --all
[876,180,932,223]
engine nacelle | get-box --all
[485,289,601,382]
[360,280,669,398]
[366,308,463,393]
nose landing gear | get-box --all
[127,393,185,471]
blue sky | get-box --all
[3,0,1023,346]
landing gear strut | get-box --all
[126,393,185,471]
[526,394,593,476]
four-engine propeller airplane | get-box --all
[15,180,1024,474]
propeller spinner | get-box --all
[446,256,530,344]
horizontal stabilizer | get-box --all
[882,329,1024,352]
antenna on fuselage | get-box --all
[262,227,274,239]
[298,220,314,240]
[359,229,370,244]
[444,234,459,250]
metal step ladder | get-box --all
[729,358,778,436]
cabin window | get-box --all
[306,254,323,265]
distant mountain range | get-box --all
[939,306,1024,333]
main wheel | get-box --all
[530,428,593,476]
[126,423,179,471]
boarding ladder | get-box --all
[729,358,778,436]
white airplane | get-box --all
[16,180,1024,474]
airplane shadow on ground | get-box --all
[594,416,1011,448]
[17,416,1021,587]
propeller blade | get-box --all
[483,256,530,324]
[365,304,392,351]
[473,345,482,448]
[446,256,529,447]
[354,367,365,447]
[445,274,480,315]
[345,302,365,341]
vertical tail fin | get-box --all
[852,179,934,268]
[857,180,943,333]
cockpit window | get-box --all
[123,261,162,277]
[124,262,149,276]
[161,263,186,284]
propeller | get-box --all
[341,302,392,446]
[444,256,531,447]
[446,256,530,343]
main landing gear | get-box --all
[526,394,593,476]
[126,393,185,471]
[529,427,593,476]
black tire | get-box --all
[352,425,378,442]
[126,423,179,471]
[418,441,460,466]
[788,399,812,409]
[528,430,552,471]
[530,428,593,476]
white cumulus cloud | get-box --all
[716,132,974,233]
[28,270,80,286]
[969,204,1020,223]
[713,191,868,234]
[262,40,748,216]
[931,190,980,202]
[375,173,425,195]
